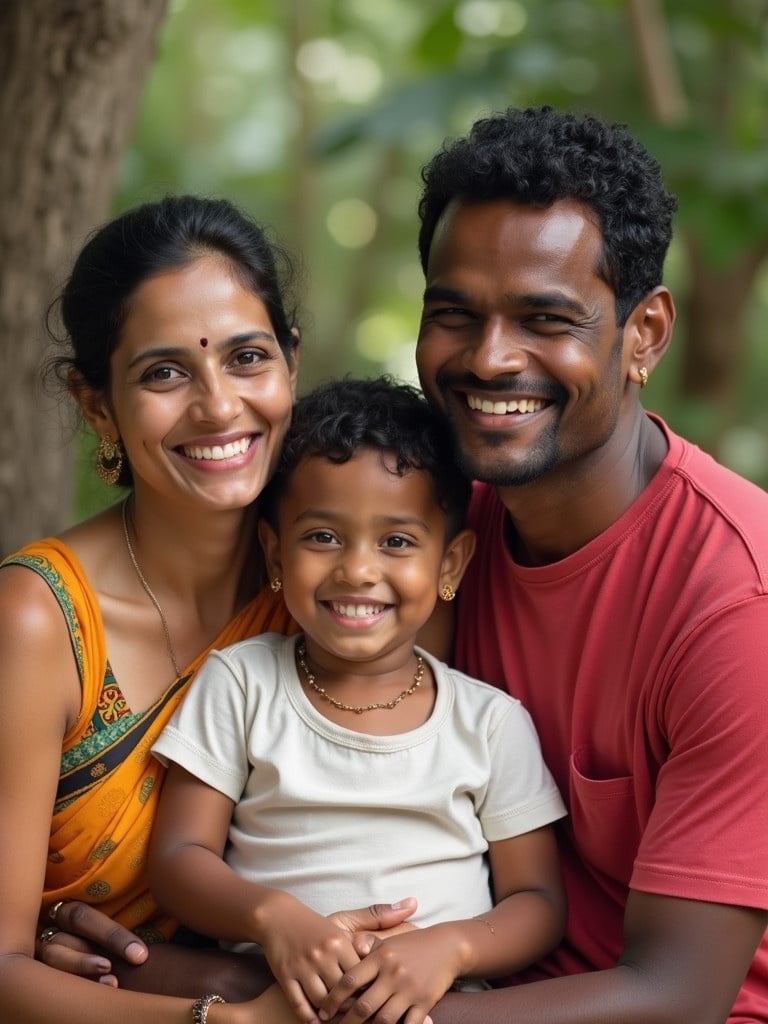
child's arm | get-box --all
[316,824,565,1024]
[148,762,364,1023]
[463,822,566,977]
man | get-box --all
[415,105,768,1023]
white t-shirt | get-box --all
[153,633,565,944]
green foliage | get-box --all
[108,0,767,503]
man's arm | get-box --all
[428,891,767,1024]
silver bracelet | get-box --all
[192,994,226,1024]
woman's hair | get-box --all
[418,105,678,326]
[51,194,299,383]
[46,194,299,486]
[261,376,471,541]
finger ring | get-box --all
[39,926,59,944]
[48,899,68,922]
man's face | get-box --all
[416,198,630,488]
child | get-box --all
[149,377,566,1024]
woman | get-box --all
[0,196,409,1024]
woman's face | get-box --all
[91,255,298,512]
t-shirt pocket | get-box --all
[569,744,639,885]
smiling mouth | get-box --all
[182,437,253,461]
[466,395,546,415]
[330,601,386,618]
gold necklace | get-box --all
[296,640,424,715]
[121,498,182,680]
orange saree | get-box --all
[3,538,295,942]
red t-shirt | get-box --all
[455,417,768,1021]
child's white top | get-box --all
[153,632,566,944]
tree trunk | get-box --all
[627,0,688,125]
[0,0,168,557]
[678,234,768,450]
[627,0,768,465]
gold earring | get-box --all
[270,577,282,593]
[638,366,649,389]
[439,583,456,602]
[96,434,123,486]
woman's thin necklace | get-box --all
[296,640,424,715]
[121,498,182,680]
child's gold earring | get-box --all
[439,583,456,602]
[270,577,282,593]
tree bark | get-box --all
[679,236,768,447]
[0,0,168,557]
[627,0,688,125]
[628,0,767,463]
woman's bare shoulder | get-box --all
[0,558,75,644]
[0,503,117,636]
[0,559,81,725]
[57,502,127,585]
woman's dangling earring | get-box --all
[96,434,123,486]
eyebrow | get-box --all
[519,292,588,316]
[127,330,276,369]
[422,285,469,304]
[293,509,431,531]
[422,284,588,317]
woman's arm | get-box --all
[40,898,420,998]
[0,570,183,1019]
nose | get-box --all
[333,544,380,587]
[188,370,243,425]
[462,317,529,381]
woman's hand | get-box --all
[36,901,148,986]
[35,896,420,998]
[230,982,321,1024]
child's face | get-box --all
[260,449,468,673]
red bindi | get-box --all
[199,337,208,347]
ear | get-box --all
[257,518,283,580]
[439,528,476,595]
[287,328,301,398]
[68,370,119,439]
[623,286,675,389]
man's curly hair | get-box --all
[418,106,678,325]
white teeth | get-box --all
[331,602,385,618]
[183,437,252,461]
[467,395,545,415]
